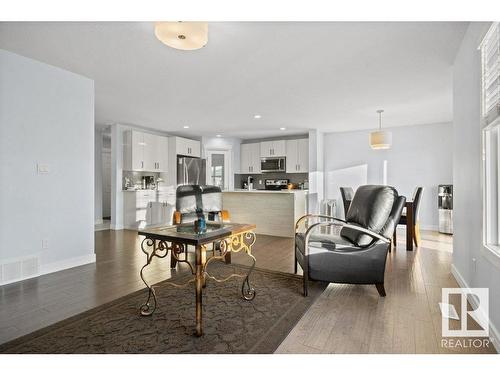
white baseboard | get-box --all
[94,218,103,225]
[1,253,96,286]
[40,253,96,276]
[420,224,438,231]
[451,264,500,353]
[110,223,124,230]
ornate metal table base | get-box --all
[139,230,256,336]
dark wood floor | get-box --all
[0,228,496,353]
[0,230,293,345]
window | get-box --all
[481,23,500,256]
[483,119,500,251]
[481,22,500,122]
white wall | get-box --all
[0,49,95,283]
[308,129,325,214]
[452,22,500,346]
[94,127,103,224]
[323,122,453,230]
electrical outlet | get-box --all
[42,239,49,249]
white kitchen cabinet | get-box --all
[155,136,169,172]
[123,130,145,171]
[142,132,156,171]
[124,130,169,172]
[172,136,201,157]
[286,138,309,173]
[123,190,175,229]
[260,140,286,157]
[240,143,261,173]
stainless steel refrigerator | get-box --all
[177,156,206,186]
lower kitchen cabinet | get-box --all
[123,190,175,229]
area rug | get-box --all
[0,263,326,354]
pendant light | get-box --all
[155,22,208,51]
[370,109,392,150]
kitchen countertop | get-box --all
[224,189,308,194]
[122,189,173,193]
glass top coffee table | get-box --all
[138,222,257,336]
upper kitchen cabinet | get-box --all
[260,140,286,157]
[123,130,168,172]
[240,143,261,173]
[286,138,309,173]
[171,136,201,157]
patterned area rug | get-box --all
[0,263,326,354]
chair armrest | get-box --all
[295,214,346,232]
[341,224,391,244]
[302,222,390,257]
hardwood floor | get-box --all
[275,230,496,354]
[0,228,495,353]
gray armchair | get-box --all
[295,185,406,297]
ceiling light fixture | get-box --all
[280,127,286,130]
[369,110,392,150]
[155,22,208,51]
[254,115,262,119]
[183,125,190,129]
[216,134,222,138]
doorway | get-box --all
[205,149,232,191]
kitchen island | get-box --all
[222,189,307,238]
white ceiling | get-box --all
[0,22,467,139]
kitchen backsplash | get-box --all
[235,172,309,190]
[123,171,161,190]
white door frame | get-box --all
[204,147,233,191]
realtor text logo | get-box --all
[440,288,489,337]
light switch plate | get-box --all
[41,239,49,249]
[37,163,50,174]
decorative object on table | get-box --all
[155,22,208,51]
[369,109,392,150]
[194,209,207,234]
[295,185,406,297]
[0,263,326,354]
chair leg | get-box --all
[393,231,397,247]
[375,283,386,297]
[413,222,421,247]
[294,251,298,274]
[303,273,308,297]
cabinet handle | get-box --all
[141,161,144,169]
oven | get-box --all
[260,157,286,173]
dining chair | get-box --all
[173,185,231,266]
[394,187,424,248]
[340,187,355,218]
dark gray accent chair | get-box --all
[295,185,406,297]
[340,187,355,219]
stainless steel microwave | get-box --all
[261,157,286,173]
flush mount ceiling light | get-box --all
[280,127,286,130]
[369,110,392,150]
[216,134,222,138]
[183,125,190,129]
[155,22,208,51]
[254,115,262,119]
